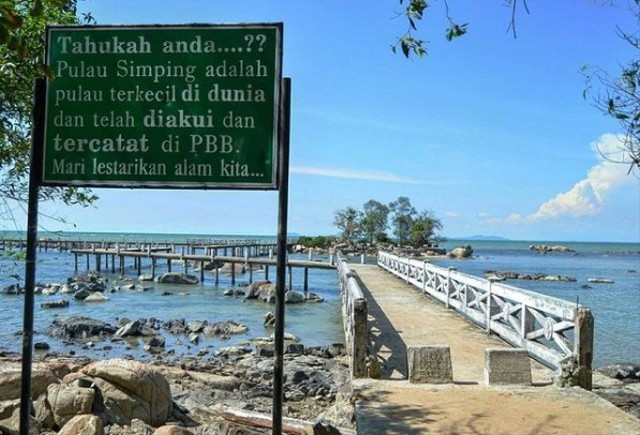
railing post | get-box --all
[486,281,492,332]
[422,261,428,293]
[445,266,455,308]
[520,303,535,342]
[574,307,594,390]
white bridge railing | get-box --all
[378,251,594,388]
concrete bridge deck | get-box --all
[349,264,640,434]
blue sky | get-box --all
[30,1,640,242]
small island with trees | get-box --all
[293,196,473,260]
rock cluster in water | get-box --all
[594,363,640,419]
[529,244,575,254]
[484,270,577,282]
[10,274,326,311]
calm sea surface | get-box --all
[1,232,638,367]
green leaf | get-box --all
[401,38,411,58]
[30,0,44,17]
[446,23,468,41]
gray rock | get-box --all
[202,321,248,336]
[84,292,110,302]
[155,273,199,285]
[243,280,271,299]
[74,288,91,300]
[114,320,142,338]
[597,363,640,382]
[187,320,206,333]
[41,299,70,309]
[285,290,305,303]
[47,316,117,340]
[1,284,22,295]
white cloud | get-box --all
[291,165,423,184]
[507,134,635,223]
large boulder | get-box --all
[258,284,277,303]
[0,367,59,401]
[80,359,172,427]
[155,273,199,285]
[58,414,104,435]
[285,290,306,304]
[243,280,271,299]
[448,245,473,259]
[0,408,42,435]
[47,383,95,428]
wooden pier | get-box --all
[70,245,336,292]
[0,236,296,255]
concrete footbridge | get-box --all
[338,252,640,434]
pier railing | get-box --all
[377,251,594,388]
[337,253,368,378]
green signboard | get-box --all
[42,24,282,189]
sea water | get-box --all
[1,232,638,367]
[0,232,344,362]
[433,239,640,367]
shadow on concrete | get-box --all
[356,388,446,434]
[356,387,562,434]
[353,272,408,379]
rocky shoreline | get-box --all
[0,335,356,434]
[1,270,356,434]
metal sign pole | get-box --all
[273,77,291,434]
[20,78,46,435]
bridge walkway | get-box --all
[349,264,640,435]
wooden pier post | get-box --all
[152,258,156,278]
[200,261,204,283]
[74,253,78,272]
[231,263,236,285]
[303,268,309,296]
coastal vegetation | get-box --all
[0,0,98,221]
[333,196,442,248]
